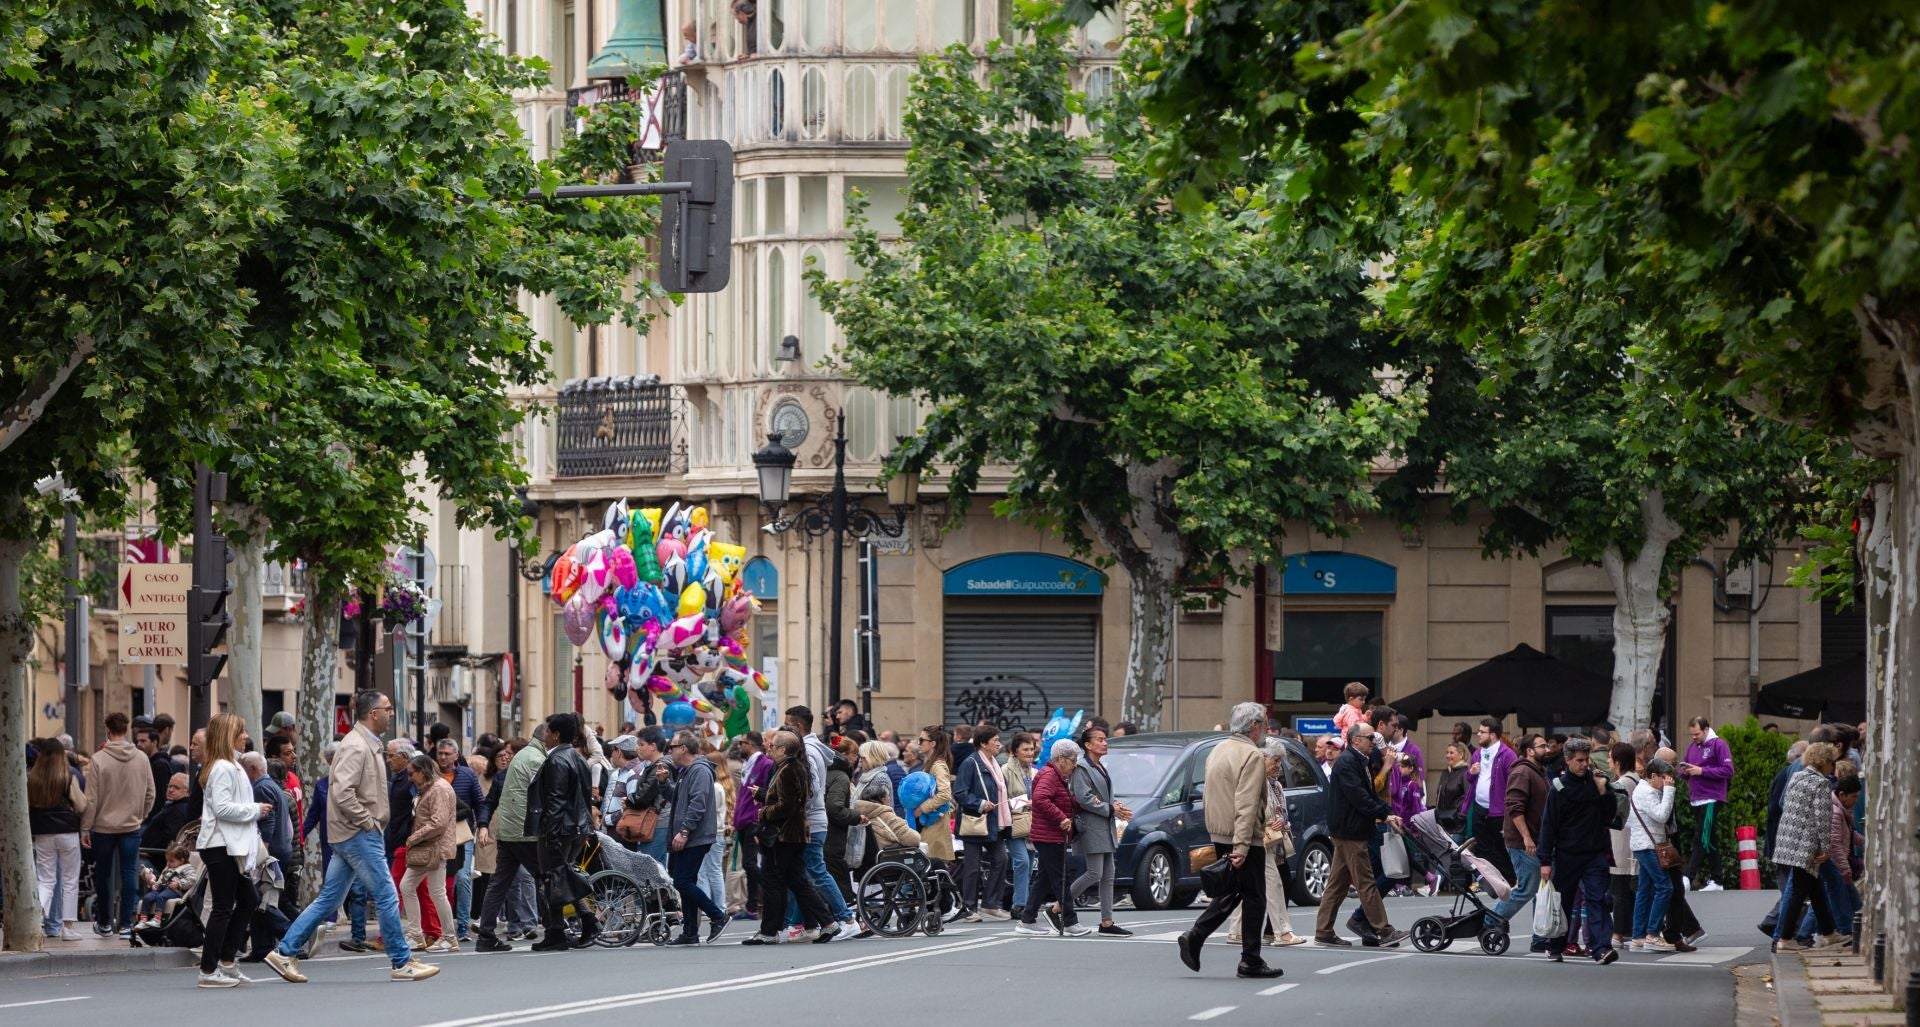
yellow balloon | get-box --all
[677,582,708,617]
[690,506,709,529]
[709,542,747,585]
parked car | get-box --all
[1078,731,1332,910]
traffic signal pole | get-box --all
[188,465,232,734]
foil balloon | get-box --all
[687,547,709,585]
[702,569,725,611]
[663,613,705,651]
[562,592,596,646]
[627,686,650,719]
[659,554,687,597]
[656,537,686,570]
[647,675,678,695]
[604,662,626,703]
[638,508,663,546]
[599,612,629,662]
[709,542,746,585]
[626,660,651,694]
[608,546,638,590]
[677,582,707,617]
[603,499,629,536]
[576,548,609,605]
[550,547,584,605]
[662,701,696,730]
[689,506,709,530]
[720,593,757,635]
[1039,707,1085,764]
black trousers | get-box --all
[1777,865,1835,939]
[758,839,829,936]
[739,833,764,911]
[1610,874,1635,938]
[1661,864,1701,942]
[1469,806,1516,884]
[1019,841,1076,927]
[198,847,259,974]
[1190,845,1267,962]
[960,831,1009,913]
[478,840,539,941]
[535,837,592,935]
[824,837,855,905]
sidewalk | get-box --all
[0,926,364,982]
[1773,943,1908,1027]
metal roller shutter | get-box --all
[943,613,1097,736]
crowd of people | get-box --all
[23,682,1868,989]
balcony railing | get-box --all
[555,376,688,478]
[564,71,687,161]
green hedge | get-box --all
[1673,716,1794,888]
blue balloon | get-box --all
[1039,707,1085,763]
[663,701,697,729]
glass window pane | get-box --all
[737,178,757,237]
[798,176,829,234]
[932,1,971,47]
[1085,10,1120,52]
[845,66,877,140]
[769,67,785,138]
[768,0,785,50]
[804,0,828,48]
[883,0,915,50]
[765,176,786,235]
[886,396,916,440]
[997,0,1017,43]
[766,246,786,352]
[800,245,828,363]
[800,66,826,139]
[1272,610,1383,706]
[884,66,909,138]
[847,388,877,460]
[843,175,908,234]
[844,0,875,50]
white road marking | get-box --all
[422,936,1017,1027]
[1316,953,1413,974]
[1257,983,1299,996]
[1657,946,1754,965]
[1189,1006,1237,1021]
[0,997,91,1010]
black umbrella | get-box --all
[1394,643,1613,729]
[1754,655,1868,724]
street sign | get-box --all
[120,614,187,665]
[861,535,912,556]
[1293,716,1338,736]
[120,563,189,612]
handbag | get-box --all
[1011,807,1032,839]
[1628,790,1683,869]
[405,844,433,868]
[1199,854,1236,898]
[959,812,989,838]
[453,819,475,847]
[614,805,659,845]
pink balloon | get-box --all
[647,675,677,695]
[662,612,705,650]
[562,593,595,646]
[603,663,622,693]
[608,546,638,589]
[656,537,686,569]
[720,594,755,635]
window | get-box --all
[844,176,908,233]
[884,66,910,138]
[800,244,828,363]
[765,176,786,235]
[887,395,916,440]
[1083,66,1119,133]
[997,0,1017,44]
[1084,9,1120,52]
[1271,609,1383,705]
[803,0,828,48]
[768,0,786,50]
[766,246,787,351]
[1546,605,1677,733]
[932,1,974,47]
[737,178,758,237]
[506,0,519,53]
[882,0,915,50]
[847,387,877,459]
[800,66,826,139]
[845,66,879,140]
[554,1,576,89]
[769,67,785,138]
[798,176,829,234]
[844,0,876,50]
[1281,747,1320,789]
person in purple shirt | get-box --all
[1461,718,1518,885]
[1679,717,1734,890]
[1382,713,1427,896]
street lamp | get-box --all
[751,411,919,714]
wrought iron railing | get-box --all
[564,72,688,160]
[554,377,687,477]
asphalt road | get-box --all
[0,889,1778,1025]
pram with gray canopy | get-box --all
[1402,809,1516,955]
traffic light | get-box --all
[658,139,734,294]
[188,467,232,698]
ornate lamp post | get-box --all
[752,411,919,713]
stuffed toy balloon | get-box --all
[663,613,706,651]
[690,506,709,530]
[608,546,638,590]
[709,543,746,585]
[662,701,696,730]
[603,500,629,537]
[647,675,678,695]
[550,547,584,605]
[562,592,596,646]
[656,537,686,570]
[678,582,707,617]
[604,663,627,703]
[1039,708,1085,764]
[628,686,650,719]
[659,554,686,597]
[638,508,663,546]
[702,569,725,610]
[627,660,652,693]
[576,548,610,605]
[599,612,629,662]
[642,584,676,627]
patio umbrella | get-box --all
[1394,643,1612,729]
[1754,654,1868,724]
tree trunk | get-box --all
[1599,490,1683,733]
[295,578,342,904]
[1121,554,1179,731]
[1867,450,1920,987]
[227,503,268,739]
[0,501,45,952]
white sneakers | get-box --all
[197,971,237,988]
[391,959,441,981]
[1014,923,1052,937]
[1062,923,1094,937]
[978,908,1012,921]
[424,938,459,954]
[263,949,308,983]
[1699,880,1724,892]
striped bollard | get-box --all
[1736,825,1761,890]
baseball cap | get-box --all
[610,735,639,756]
[269,711,296,732]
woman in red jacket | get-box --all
[1016,740,1091,937]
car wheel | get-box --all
[1290,840,1333,906]
[1128,845,1176,911]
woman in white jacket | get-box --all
[195,713,268,988]
[1627,757,1678,952]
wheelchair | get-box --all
[559,833,680,947]
[855,846,964,938]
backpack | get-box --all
[1608,780,1634,832]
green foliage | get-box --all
[1787,449,1894,603]
[1675,716,1794,888]
[811,21,1427,595]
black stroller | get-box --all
[1401,809,1515,955]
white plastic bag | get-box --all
[1532,885,1567,940]
[1380,832,1410,880]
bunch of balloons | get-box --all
[548,500,770,741]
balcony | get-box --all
[564,71,687,161]
[262,561,304,615]
[554,376,688,478]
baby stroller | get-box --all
[1402,809,1515,955]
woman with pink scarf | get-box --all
[955,725,1014,921]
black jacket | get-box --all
[386,769,416,856]
[148,752,174,819]
[143,797,194,849]
[1327,746,1392,841]
[823,755,860,857]
[529,745,594,840]
[758,754,813,846]
[1537,768,1613,864]
[1764,759,1798,859]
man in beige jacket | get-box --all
[1178,702,1285,980]
[84,711,156,935]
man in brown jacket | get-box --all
[84,711,156,935]
[1178,702,1285,980]
[1486,733,1552,944]
[266,690,440,984]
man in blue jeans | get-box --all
[1537,738,1619,965]
[264,691,441,984]
[782,709,853,934]
[84,712,155,936]
[1487,734,1551,948]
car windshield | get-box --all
[1101,746,1183,798]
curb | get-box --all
[1773,950,1825,1027]
[0,933,361,982]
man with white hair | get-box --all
[1178,703,1285,979]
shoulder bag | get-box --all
[615,803,659,845]
[1629,789,1682,869]
[957,760,988,837]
